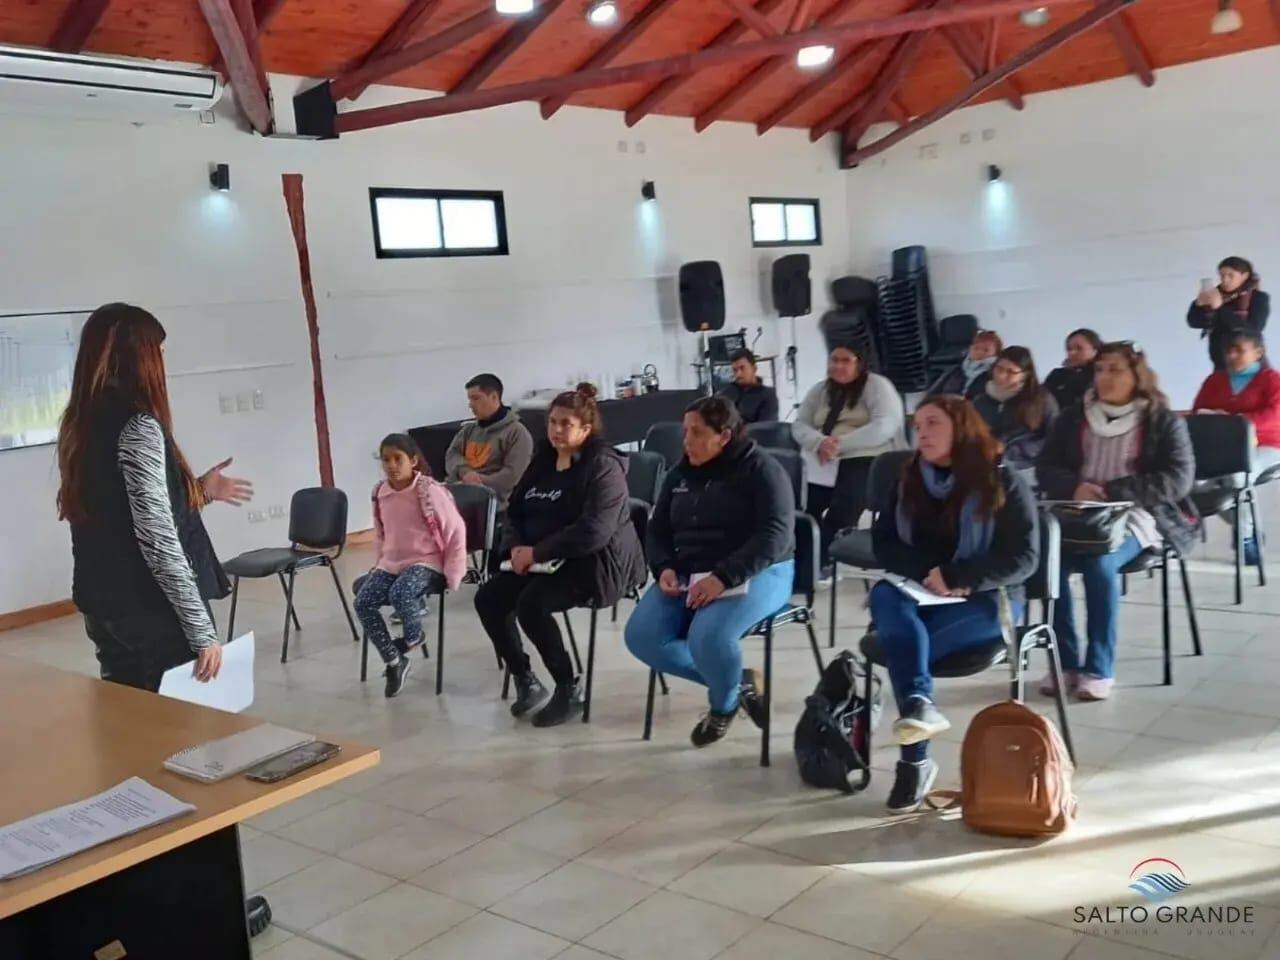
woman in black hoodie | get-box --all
[1043,328,1102,411]
[1187,256,1269,369]
[475,384,644,727]
[625,397,795,748]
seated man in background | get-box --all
[1192,329,1280,563]
[719,349,779,424]
[445,373,534,514]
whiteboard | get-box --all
[0,310,86,452]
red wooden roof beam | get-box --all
[753,34,886,134]
[717,0,782,36]
[453,0,568,93]
[787,0,813,32]
[940,24,1024,108]
[197,0,273,133]
[50,0,112,53]
[835,26,932,144]
[1106,11,1155,86]
[342,0,447,100]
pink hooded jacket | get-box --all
[371,474,467,591]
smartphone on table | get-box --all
[245,742,341,783]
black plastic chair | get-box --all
[356,483,496,693]
[926,314,978,383]
[626,449,666,506]
[1116,541,1202,687]
[1185,414,1264,604]
[852,510,1075,792]
[759,446,807,511]
[746,421,799,453]
[640,451,825,767]
[223,487,360,663]
[827,450,912,647]
[641,422,685,468]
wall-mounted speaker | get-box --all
[679,260,725,332]
[771,253,811,317]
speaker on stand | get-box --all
[771,253,811,419]
[679,260,726,394]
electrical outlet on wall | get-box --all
[268,505,285,519]
[219,394,234,415]
[236,392,251,412]
[247,510,266,524]
[253,390,265,411]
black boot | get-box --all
[532,680,581,727]
[510,671,549,718]
[739,667,766,730]
[690,709,736,747]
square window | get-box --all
[749,198,821,247]
[370,188,508,258]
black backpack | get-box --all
[793,651,881,793]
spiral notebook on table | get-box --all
[163,724,314,783]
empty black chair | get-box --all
[850,510,1074,792]
[626,449,666,506]
[927,314,978,383]
[224,487,359,662]
[357,483,497,693]
[759,446,807,511]
[641,422,685,468]
[1185,413,1263,604]
[746,421,799,452]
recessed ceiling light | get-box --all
[796,44,835,69]
[586,0,618,26]
[495,0,535,15]
[1018,7,1050,26]
[1211,0,1243,33]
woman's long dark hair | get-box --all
[1096,341,1168,409]
[57,303,201,523]
[997,346,1049,432]
[901,395,1005,529]
[826,344,870,414]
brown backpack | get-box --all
[933,700,1077,837]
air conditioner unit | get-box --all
[0,45,224,118]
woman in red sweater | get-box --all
[1192,330,1280,560]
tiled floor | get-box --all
[5,517,1280,960]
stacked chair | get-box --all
[874,246,937,393]
[926,314,979,385]
[819,276,881,372]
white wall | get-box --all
[845,46,1280,409]
[0,75,849,614]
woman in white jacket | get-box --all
[792,343,906,566]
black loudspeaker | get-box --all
[679,261,725,332]
[772,253,811,317]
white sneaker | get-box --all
[1075,675,1114,701]
[1038,670,1078,698]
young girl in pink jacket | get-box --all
[355,434,467,697]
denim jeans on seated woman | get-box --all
[1053,532,1143,680]
[624,560,794,713]
[869,580,1019,761]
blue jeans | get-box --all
[1053,533,1143,680]
[869,581,1016,762]
[354,566,444,664]
[624,561,794,713]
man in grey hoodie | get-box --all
[444,373,534,512]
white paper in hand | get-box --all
[801,448,839,488]
[889,576,965,606]
[160,632,255,714]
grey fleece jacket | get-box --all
[444,407,534,510]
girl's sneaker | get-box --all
[1075,675,1114,701]
[1038,670,1079,698]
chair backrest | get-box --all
[289,487,348,549]
[641,421,685,468]
[761,446,806,511]
[1025,509,1061,603]
[938,314,979,348]
[445,483,498,553]
[625,450,666,505]
[629,499,651,554]
[1185,413,1254,479]
[866,450,912,515]
[792,513,820,601]
[746,421,798,452]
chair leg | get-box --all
[1161,556,1172,686]
[805,621,824,675]
[659,673,669,695]
[1043,632,1075,765]
[278,573,302,631]
[435,593,446,696]
[1249,489,1267,586]
[643,669,657,741]
[1177,551,1202,657]
[611,602,618,623]
[327,562,361,645]
[1234,491,1244,605]
[761,621,773,768]
[857,658,874,793]
[360,625,369,683]
[563,613,583,676]
[582,608,598,724]
[828,573,838,649]
[1121,573,1128,597]
[501,666,511,701]
[280,569,297,664]
[226,577,240,645]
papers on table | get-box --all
[163,724,314,783]
[886,575,965,606]
[159,632,255,714]
[0,778,194,880]
[801,448,839,488]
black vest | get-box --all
[70,396,229,620]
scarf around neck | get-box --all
[895,459,996,561]
[1223,275,1260,319]
[1229,361,1262,395]
[962,355,996,388]
[985,378,1021,404]
[1084,391,1147,438]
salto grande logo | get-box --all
[1128,858,1190,903]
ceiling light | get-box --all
[586,0,617,25]
[1018,7,1050,26]
[796,44,835,69]
[495,0,535,15]
[1211,0,1242,33]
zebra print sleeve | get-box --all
[118,414,217,651]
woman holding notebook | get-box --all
[870,395,1038,814]
[625,396,795,748]
[474,384,644,727]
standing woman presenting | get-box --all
[1188,257,1270,369]
[58,303,252,691]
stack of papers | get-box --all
[164,725,314,783]
[159,632,255,714]
[0,778,194,880]
[887,575,965,606]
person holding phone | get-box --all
[625,397,795,748]
[1187,257,1269,369]
[1043,328,1103,411]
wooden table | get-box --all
[0,656,378,958]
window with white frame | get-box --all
[369,188,509,258]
